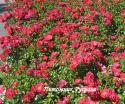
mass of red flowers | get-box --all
[0,0,125,104]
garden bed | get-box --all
[0,0,125,104]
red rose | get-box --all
[58,80,67,88]
[120,73,125,82]
[74,78,82,85]
[121,9,125,17]
[5,88,15,99]
[35,83,45,93]
[12,81,19,88]
[100,89,110,99]
[22,95,30,103]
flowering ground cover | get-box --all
[0,0,125,104]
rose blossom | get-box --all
[58,80,67,88]
[5,88,15,99]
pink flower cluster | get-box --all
[23,83,46,103]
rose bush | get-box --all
[0,0,125,103]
